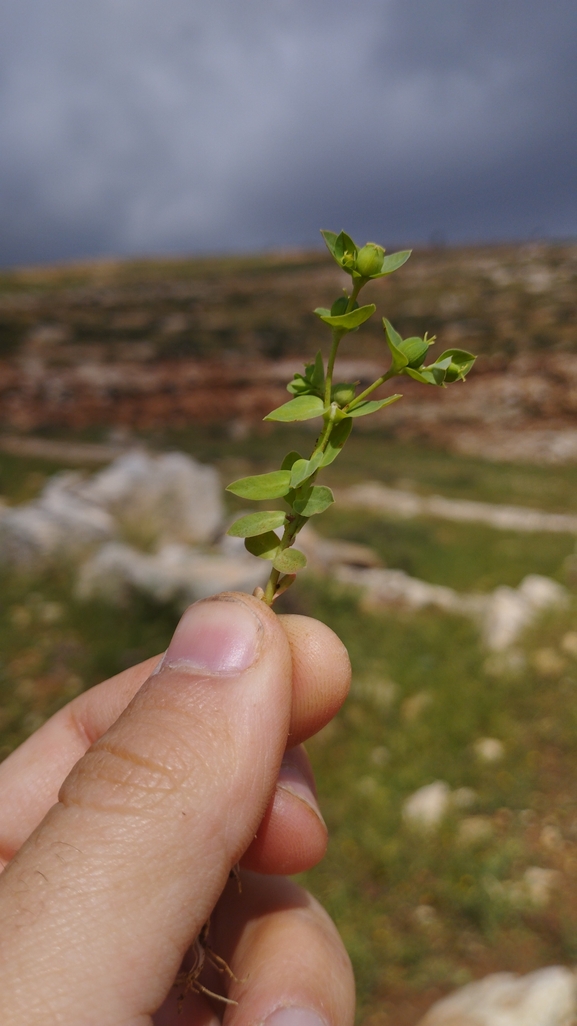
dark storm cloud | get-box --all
[0,0,576,265]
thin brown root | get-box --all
[206,947,242,981]
[175,917,239,1013]
[176,974,238,1012]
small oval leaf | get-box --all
[273,548,307,573]
[227,511,286,538]
[226,470,291,499]
[316,303,376,330]
[290,450,323,489]
[373,250,412,276]
[264,396,326,422]
[293,485,335,517]
[281,450,304,471]
[346,394,402,418]
[245,532,281,559]
[383,318,409,373]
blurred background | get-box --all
[2,2,577,1023]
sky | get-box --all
[1,0,576,266]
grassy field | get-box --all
[2,435,577,1023]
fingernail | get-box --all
[263,1009,327,1026]
[160,598,262,675]
[278,755,325,826]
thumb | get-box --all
[0,594,293,1025]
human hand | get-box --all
[0,593,354,1026]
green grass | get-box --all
[289,581,577,1020]
[319,508,575,591]
[158,425,577,513]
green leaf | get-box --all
[383,318,409,373]
[286,375,310,396]
[293,485,335,517]
[273,548,307,573]
[310,350,325,392]
[346,394,402,418]
[316,303,376,330]
[436,348,477,381]
[404,366,443,386]
[245,532,281,559]
[226,470,291,499]
[320,229,339,258]
[437,348,476,365]
[289,458,309,488]
[290,450,323,489]
[281,451,303,471]
[372,250,412,277]
[265,395,326,423]
[227,511,286,538]
[333,230,358,262]
[320,417,353,466]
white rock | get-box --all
[77,542,267,606]
[0,450,223,566]
[339,481,577,535]
[474,738,505,763]
[337,562,567,652]
[0,472,116,564]
[482,575,568,651]
[403,781,451,830]
[417,966,577,1026]
[79,450,223,545]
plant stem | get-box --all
[263,512,306,605]
[345,367,395,411]
[262,279,364,606]
[324,331,342,408]
[323,281,362,409]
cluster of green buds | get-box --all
[227,230,476,606]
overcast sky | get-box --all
[1,0,576,266]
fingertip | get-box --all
[278,614,351,747]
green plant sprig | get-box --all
[226,230,476,606]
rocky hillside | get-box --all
[1,242,577,460]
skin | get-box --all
[0,593,355,1026]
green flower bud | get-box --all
[399,336,429,369]
[331,382,357,406]
[443,361,461,383]
[356,242,385,278]
[330,296,359,316]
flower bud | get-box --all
[399,336,429,369]
[444,361,461,382]
[356,243,385,278]
[331,382,357,406]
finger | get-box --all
[278,614,350,748]
[241,745,327,875]
[0,594,295,1024]
[0,655,160,865]
[0,614,349,862]
[204,872,354,1026]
